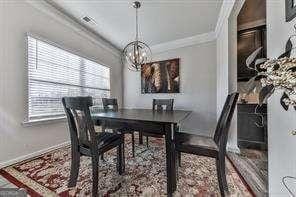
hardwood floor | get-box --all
[228,149,268,196]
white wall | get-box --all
[217,19,229,117]
[124,42,217,134]
[227,0,245,153]
[0,1,122,165]
[216,0,238,151]
[266,0,296,195]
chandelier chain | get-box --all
[122,1,152,71]
[136,6,139,41]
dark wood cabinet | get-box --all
[237,26,266,81]
[237,104,267,150]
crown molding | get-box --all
[215,0,236,38]
[150,0,235,53]
[151,31,216,53]
[25,0,121,57]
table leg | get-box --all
[165,123,177,196]
[139,131,143,144]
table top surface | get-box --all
[92,108,192,124]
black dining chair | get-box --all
[62,96,125,197]
[175,92,239,196]
[140,99,174,147]
[101,98,119,133]
[102,98,118,111]
[102,98,136,157]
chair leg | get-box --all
[175,151,180,182]
[178,152,181,167]
[216,157,228,197]
[220,156,228,192]
[68,150,80,187]
[91,156,99,197]
[146,136,149,148]
[139,131,143,144]
[131,133,135,157]
[100,127,106,162]
[100,154,104,161]
[117,141,125,175]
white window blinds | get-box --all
[27,36,110,121]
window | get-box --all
[27,35,110,121]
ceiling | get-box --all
[49,0,223,49]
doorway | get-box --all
[228,0,268,196]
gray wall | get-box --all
[124,41,217,134]
[266,0,296,195]
[0,1,122,165]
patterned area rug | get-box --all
[0,135,252,196]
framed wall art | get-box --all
[141,58,180,94]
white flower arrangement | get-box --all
[245,49,296,110]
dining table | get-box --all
[91,108,192,196]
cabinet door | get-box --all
[237,104,267,150]
[237,29,262,80]
[262,28,267,57]
[238,112,267,148]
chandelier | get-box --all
[122,1,152,71]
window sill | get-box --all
[22,117,66,127]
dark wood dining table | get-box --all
[91,108,191,196]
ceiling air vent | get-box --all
[82,16,91,22]
[82,16,97,25]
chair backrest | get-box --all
[102,98,118,111]
[213,92,239,152]
[152,99,174,111]
[62,96,97,149]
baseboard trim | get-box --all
[0,141,70,169]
